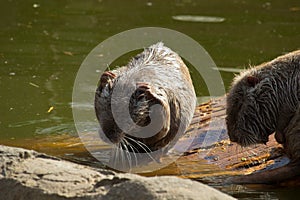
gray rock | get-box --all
[0,145,235,200]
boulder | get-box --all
[0,145,235,200]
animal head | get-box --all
[94,70,171,152]
[226,70,277,146]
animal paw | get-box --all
[135,82,159,103]
[100,71,116,90]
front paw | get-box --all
[99,71,116,90]
[135,82,163,104]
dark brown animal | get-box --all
[95,42,196,153]
[226,50,300,184]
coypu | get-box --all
[94,42,196,153]
[226,50,300,184]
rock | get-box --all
[0,145,235,200]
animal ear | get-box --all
[246,76,259,87]
[99,71,116,89]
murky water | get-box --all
[1,0,300,199]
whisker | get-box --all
[120,143,126,168]
[123,138,138,166]
[124,136,158,163]
[113,144,118,169]
[121,140,132,171]
[124,136,151,152]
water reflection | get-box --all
[172,15,225,23]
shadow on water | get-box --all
[1,0,300,199]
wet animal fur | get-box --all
[95,42,196,152]
[226,50,300,184]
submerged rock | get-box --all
[0,145,235,200]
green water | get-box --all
[1,0,300,199]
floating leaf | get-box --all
[47,106,54,113]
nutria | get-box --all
[94,42,196,153]
[226,50,300,184]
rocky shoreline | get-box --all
[0,145,234,200]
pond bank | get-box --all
[0,145,235,200]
